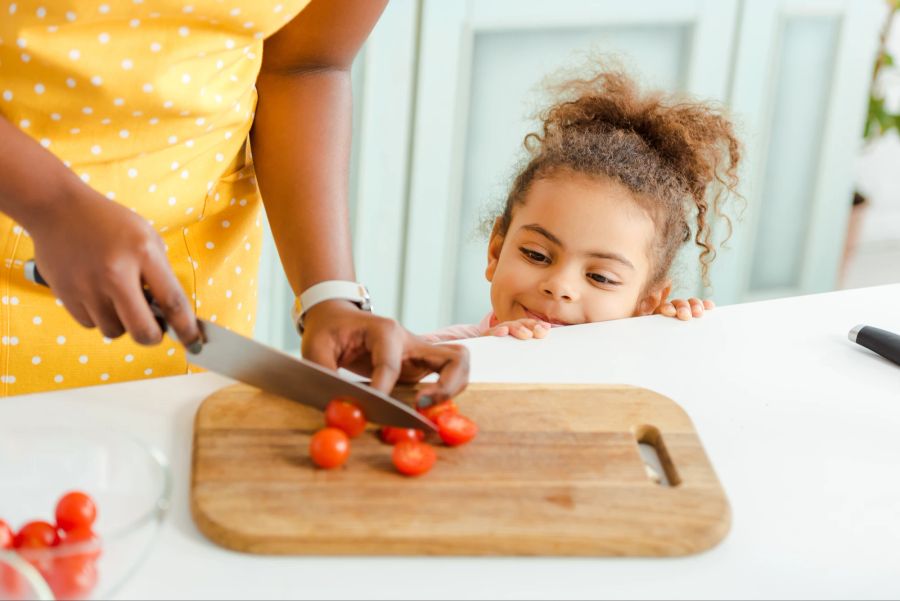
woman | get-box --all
[0,0,468,401]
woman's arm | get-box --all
[0,115,200,347]
[252,0,469,401]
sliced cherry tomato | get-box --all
[379,427,425,445]
[324,398,367,438]
[392,440,436,477]
[435,411,478,447]
[48,554,97,601]
[55,491,97,532]
[0,520,12,549]
[416,399,458,423]
[14,521,59,549]
[309,427,350,469]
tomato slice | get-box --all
[416,399,458,422]
[324,397,367,438]
[309,427,350,469]
[14,521,59,549]
[0,520,12,549]
[392,440,436,477]
[55,491,97,533]
[378,427,425,445]
[435,412,478,446]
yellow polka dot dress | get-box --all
[0,0,310,395]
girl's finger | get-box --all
[512,324,533,339]
[703,299,716,310]
[533,324,549,338]
[689,297,704,317]
[659,303,676,316]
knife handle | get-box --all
[849,324,900,368]
[24,259,169,335]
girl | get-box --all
[426,66,739,342]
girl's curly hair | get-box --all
[495,66,742,288]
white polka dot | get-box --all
[210,315,217,322]
[19,119,30,128]
[55,298,63,306]
[70,128,80,135]
[82,106,93,115]
[16,39,27,50]
[171,161,179,170]
[66,78,76,88]
[144,368,153,375]
[163,100,174,109]
[215,153,224,162]
[148,117,159,125]
[102,337,112,344]
[242,21,254,29]
[32,316,42,325]
[80,173,89,183]
[34,83,45,94]
[195,117,206,126]
[124,354,134,363]
[148,183,157,193]
[91,145,102,155]
[105,191,116,200]
[168,196,177,206]
[121,58,134,70]
[119,129,130,139]
[100,373,109,381]
[32,356,41,365]
[237,302,242,310]
[127,168,138,178]
[50,112,60,120]
[224,131,233,140]
[36,6,46,18]
[179,26,190,37]
[113,98,125,107]
[142,83,154,93]
[185,139,195,148]
[90,75,103,86]
[235,266,242,275]
[20,53,31,63]
[185,207,194,215]
[68,49,81,60]
[98,32,110,43]
[131,110,143,117]
[274,4,283,12]
[204,241,215,250]
[78,355,88,364]
[239,199,247,207]
[130,18,140,27]
[180,170,189,180]
[244,242,251,251]
[225,39,235,49]
[40,138,51,148]
[99,4,110,13]
[54,375,63,383]
[181,73,191,84]
[57,335,66,344]
[2,91,12,101]
[225,290,232,299]
[9,4,16,15]
[65,10,75,21]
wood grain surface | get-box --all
[190,383,730,556]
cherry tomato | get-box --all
[57,527,101,562]
[435,412,478,447]
[309,427,350,469]
[48,554,97,601]
[378,427,425,445]
[0,520,12,549]
[416,399,458,423]
[324,398,367,438]
[55,492,97,532]
[392,440,436,477]
[14,521,59,549]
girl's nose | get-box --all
[541,275,578,302]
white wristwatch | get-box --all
[292,280,373,334]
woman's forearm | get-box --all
[251,67,355,296]
[0,114,86,232]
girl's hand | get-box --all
[485,318,551,340]
[657,297,715,321]
[301,300,470,405]
[30,188,201,349]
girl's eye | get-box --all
[588,273,619,285]
[519,247,549,264]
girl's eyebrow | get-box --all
[519,223,635,270]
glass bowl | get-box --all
[0,426,171,600]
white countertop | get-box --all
[3,284,899,600]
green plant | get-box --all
[863,0,900,141]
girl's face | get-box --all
[486,172,669,326]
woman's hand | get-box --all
[656,297,715,321]
[300,300,470,404]
[29,188,201,348]
[485,318,551,340]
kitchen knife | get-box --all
[849,324,900,368]
[23,260,436,431]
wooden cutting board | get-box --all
[190,383,730,556]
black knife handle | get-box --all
[849,325,900,368]
[24,259,168,334]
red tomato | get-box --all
[48,555,97,601]
[324,398,367,438]
[392,440,436,477]
[416,399,458,423]
[0,563,26,601]
[14,521,59,549]
[435,412,478,447]
[378,427,425,445]
[55,492,97,532]
[309,427,350,469]
[0,520,12,549]
[57,527,102,562]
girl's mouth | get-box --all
[522,306,571,327]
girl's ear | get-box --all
[485,218,504,282]
[635,279,672,316]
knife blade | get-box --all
[23,260,436,431]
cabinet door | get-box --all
[401,0,739,333]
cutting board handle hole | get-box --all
[636,426,681,487]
